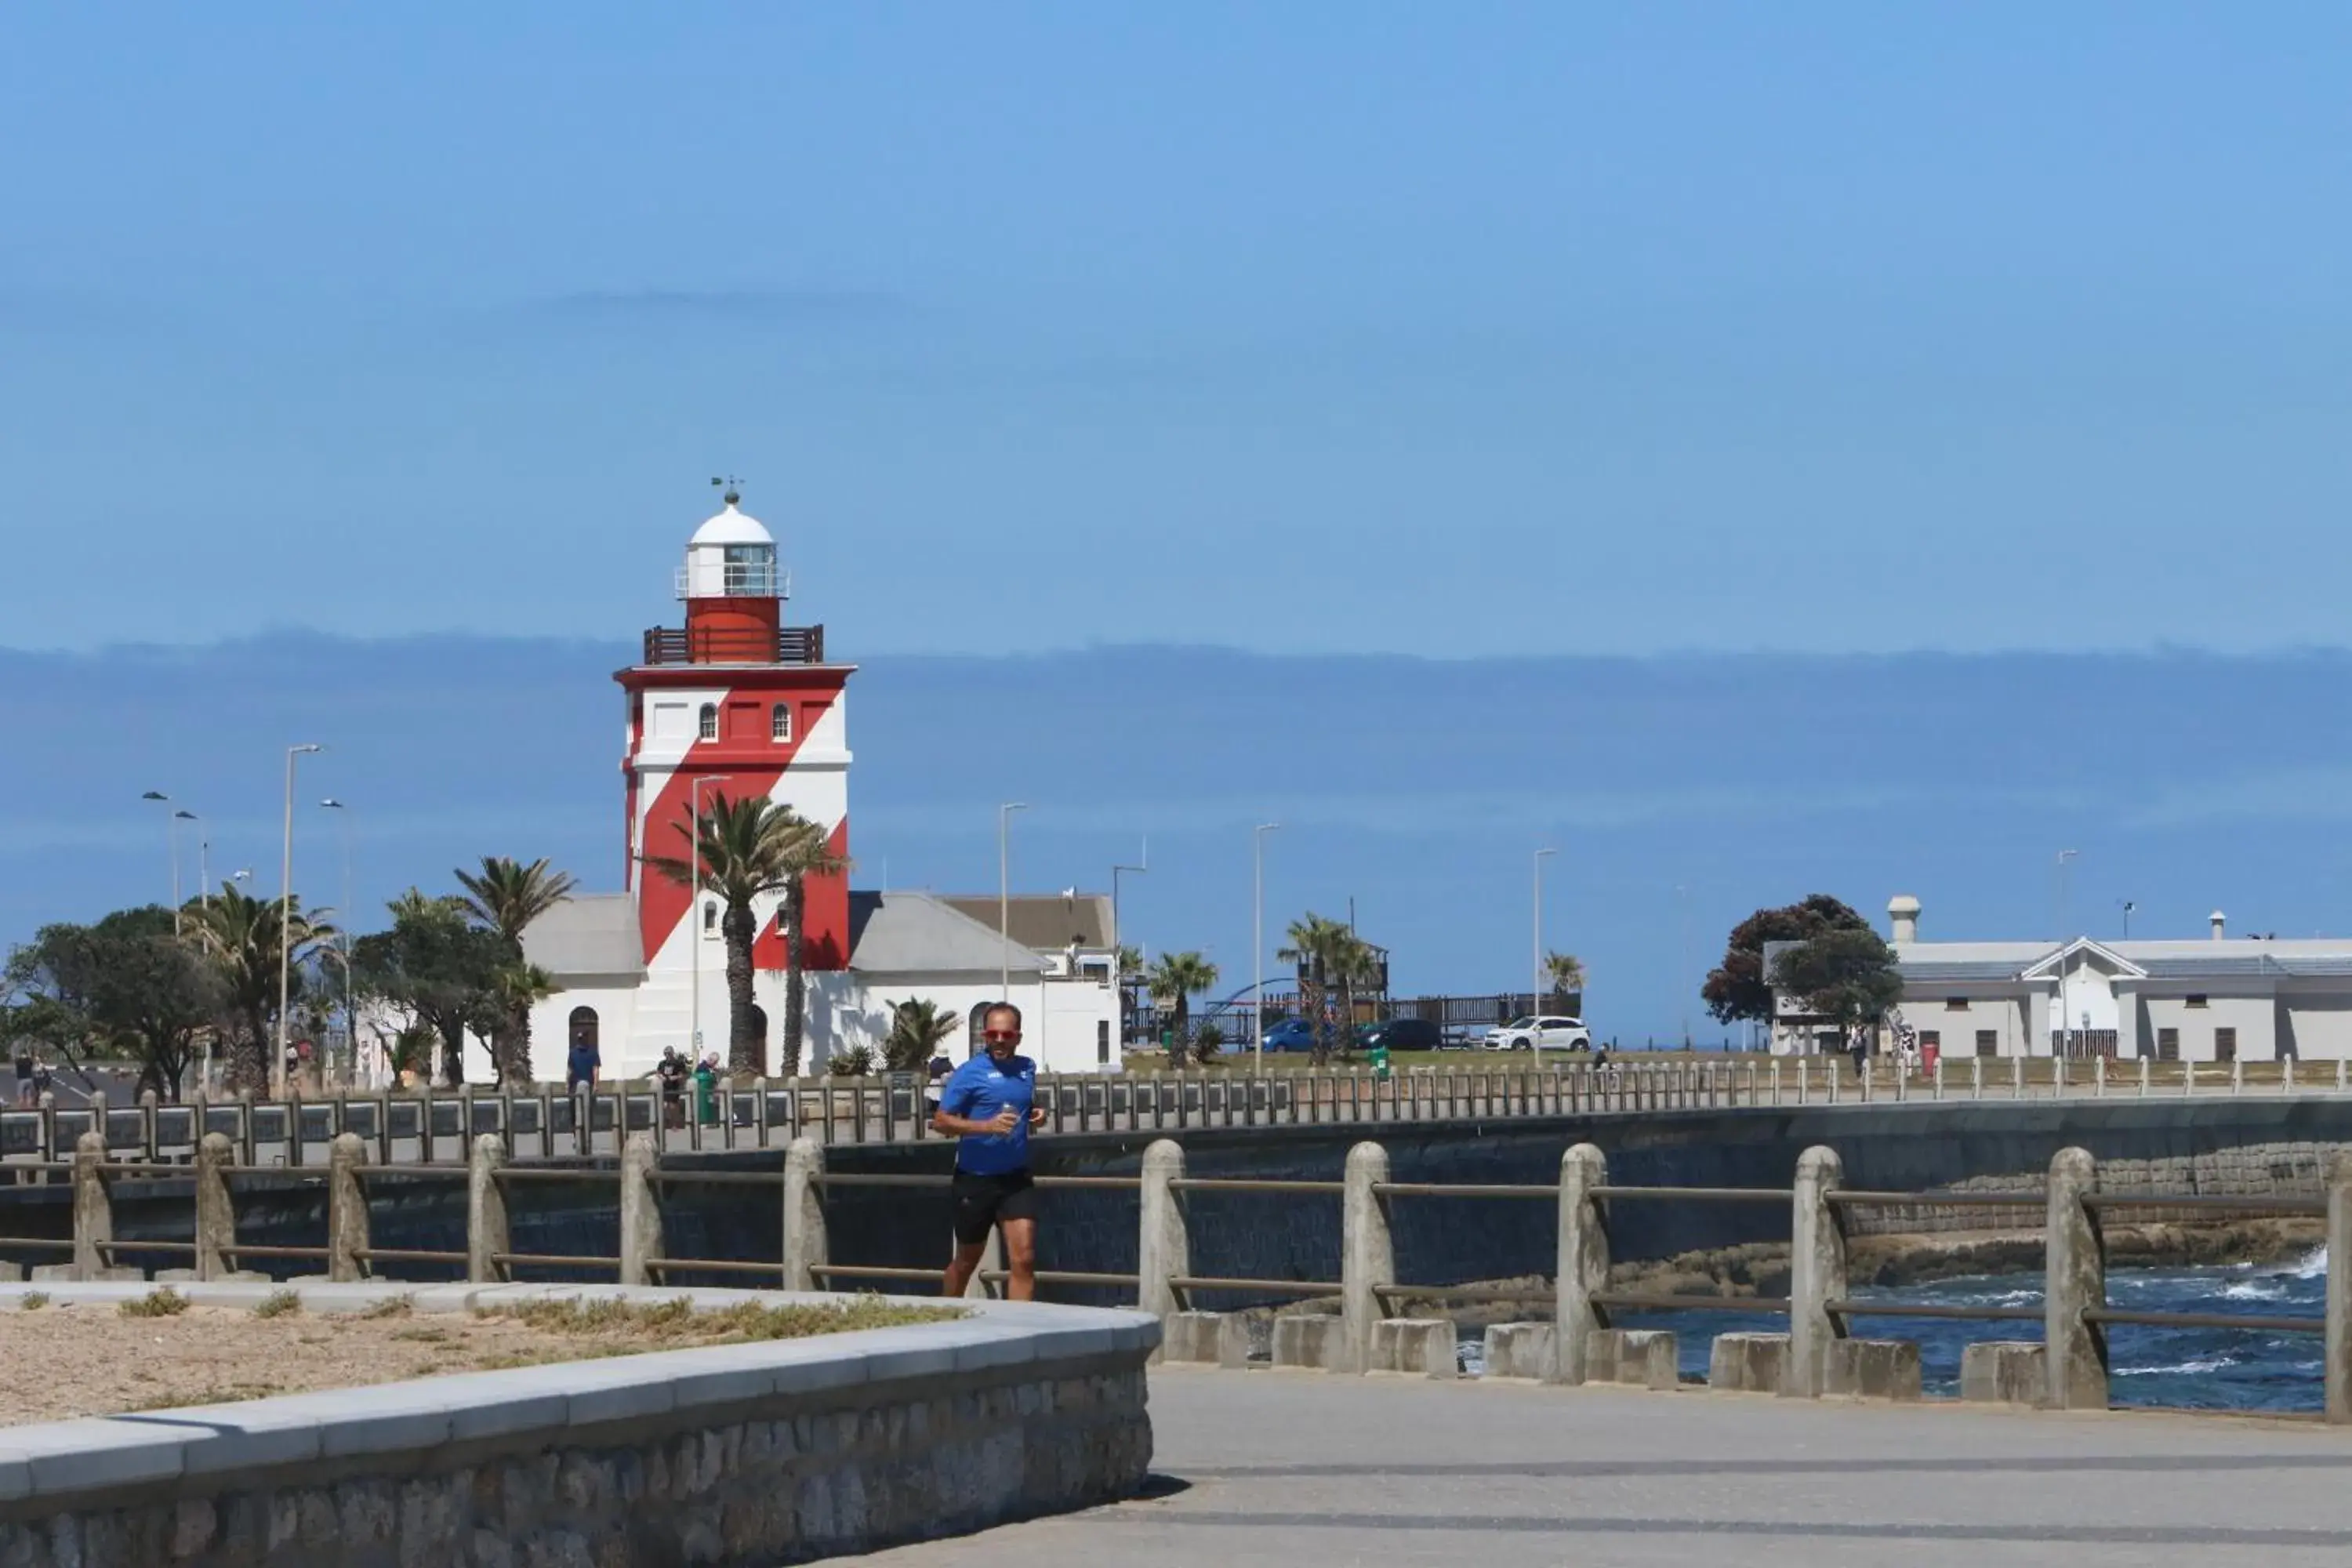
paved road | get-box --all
[871,1368,2352,1567]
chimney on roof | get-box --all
[2211,909,2227,941]
[1888,895,1921,944]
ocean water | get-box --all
[1459,1249,2329,1412]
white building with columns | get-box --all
[514,491,1121,1080]
[1773,895,2352,1063]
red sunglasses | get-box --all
[983,1029,1022,1043]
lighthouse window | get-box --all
[721,544,776,596]
[697,703,717,741]
[771,703,793,742]
[702,901,719,935]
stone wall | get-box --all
[0,1284,1156,1567]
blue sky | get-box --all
[5,5,2350,655]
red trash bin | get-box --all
[1921,1041,1940,1073]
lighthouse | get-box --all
[612,485,854,1058]
[517,485,1124,1082]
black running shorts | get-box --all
[951,1169,1037,1245]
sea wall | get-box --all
[0,1283,1156,1568]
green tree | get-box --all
[2,907,225,1101]
[1701,895,1871,1025]
[643,794,848,1078]
[350,891,506,1087]
[1145,951,1220,1065]
[455,855,578,1087]
[1116,944,1145,982]
[1769,927,1904,1031]
[881,997,961,1073]
[183,884,336,1094]
[1544,951,1587,1007]
[1279,914,1363,1065]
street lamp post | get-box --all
[1253,822,1281,1070]
[278,745,325,1095]
[1111,839,1149,955]
[175,811,205,909]
[998,803,1029,999]
[2056,849,2079,1056]
[1534,848,1557,1024]
[2121,899,2136,941]
[320,800,356,1088]
[142,792,182,934]
[689,776,728,1062]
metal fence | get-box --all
[6,1054,2351,1171]
[5,1127,2343,1421]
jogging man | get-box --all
[932,1001,1047,1300]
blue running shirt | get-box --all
[941,1053,1036,1174]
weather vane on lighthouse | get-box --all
[711,475,742,506]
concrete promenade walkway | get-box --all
[871,1367,2352,1566]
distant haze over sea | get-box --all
[7,637,2352,1043]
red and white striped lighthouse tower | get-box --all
[614,486,852,1053]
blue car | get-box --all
[1259,1018,1319,1053]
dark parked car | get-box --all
[1355,1018,1443,1053]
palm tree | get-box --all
[1145,952,1220,1065]
[1544,951,1588,1009]
[1116,944,1145,982]
[455,855,578,1086]
[642,794,846,1077]
[881,998,961,1073]
[1279,913,1359,1065]
[184,884,334,1094]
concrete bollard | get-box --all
[194,1131,235,1280]
[1341,1142,1394,1375]
[467,1133,509,1283]
[781,1136,827,1292]
[1482,1322,1556,1379]
[1972,1055,1983,1100]
[2139,1057,2150,1098]
[327,1132,370,1281]
[619,1131,662,1287]
[1552,1143,1610,1385]
[1783,1145,1847,1399]
[1960,1341,2047,1406]
[1372,1319,1457,1378]
[1163,1312,1250,1367]
[1588,1327,1678,1390]
[2327,1152,2352,1425]
[71,1131,111,1280]
[1708,1331,1791,1392]
[1272,1313,1346,1370]
[2044,1146,2108,1410]
[1138,1138,1189,1331]
[1825,1339,1923,1400]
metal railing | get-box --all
[640,623,826,666]
[12,1056,2352,1174]
[2,1123,2342,1418]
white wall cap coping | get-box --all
[4,1418,191,1496]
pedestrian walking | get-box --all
[565,1025,601,1094]
[933,1001,1047,1301]
[656,1047,688,1127]
[694,1052,718,1126]
[12,1045,31,1108]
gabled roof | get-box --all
[849,891,1049,976]
[937,893,1115,951]
[2019,938,2146,981]
[521,894,643,978]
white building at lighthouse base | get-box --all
[521,888,1121,1080]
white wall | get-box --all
[2283,993,2352,1059]
[2135,992,2275,1062]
